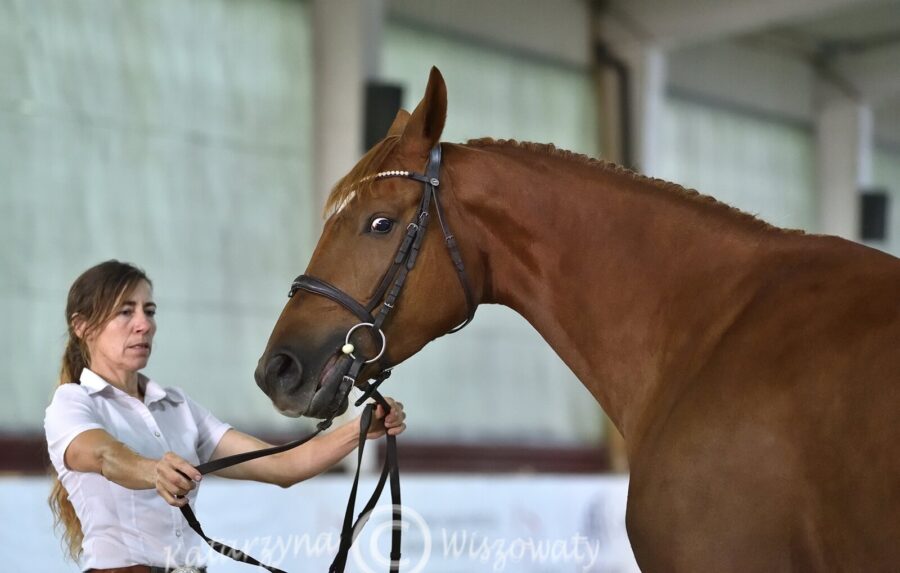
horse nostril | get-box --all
[262,353,303,395]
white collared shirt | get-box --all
[44,368,231,570]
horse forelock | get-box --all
[324,135,403,218]
[464,137,801,235]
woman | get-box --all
[45,260,406,573]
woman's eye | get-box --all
[370,217,394,234]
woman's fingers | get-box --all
[376,398,402,415]
[363,398,406,438]
[159,479,190,506]
[165,468,195,491]
[156,482,186,507]
[156,452,201,506]
[378,400,404,427]
[385,401,405,427]
[162,467,196,495]
[163,452,202,482]
[363,398,407,439]
[387,422,407,436]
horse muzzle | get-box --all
[255,348,356,419]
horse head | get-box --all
[255,68,482,418]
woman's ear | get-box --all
[71,314,87,339]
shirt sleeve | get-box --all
[44,383,105,473]
[183,393,232,463]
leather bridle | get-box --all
[289,143,476,408]
[178,143,476,573]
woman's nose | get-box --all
[134,311,153,332]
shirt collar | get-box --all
[80,368,183,404]
[143,378,184,404]
[79,368,114,395]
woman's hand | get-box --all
[364,397,407,439]
[153,451,201,507]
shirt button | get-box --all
[154,431,161,437]
[175,530,182,537]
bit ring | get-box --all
[344,322,386,364]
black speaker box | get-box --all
[364,81,404,151]
[860,189,889,241]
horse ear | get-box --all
[399,66,447,155]
[386,109,411,138]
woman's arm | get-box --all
[209,399,406,488]
[208,422,357,487]
[65,429,201,507]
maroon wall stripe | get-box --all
[2,433,610,475]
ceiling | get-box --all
[608,0,900,144]
[744,0,900,104]
[746,0,900,145]
[392,0,900,144]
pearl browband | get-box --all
[359,169,438,187]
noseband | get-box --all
[178,144,476,573]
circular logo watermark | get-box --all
[351,504,431,573]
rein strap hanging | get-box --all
[183,143,469,572]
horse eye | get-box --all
[370,217,394,234]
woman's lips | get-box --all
[127,342,151,354]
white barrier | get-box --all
[0,475,638,572]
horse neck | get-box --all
[447,142,773,446]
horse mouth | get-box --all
[304,352,353,418]
[315,353,343,393]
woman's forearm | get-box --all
[96,441,157,490]
[208,395,406,487]
[208,419,364,486]
[279,418,361,487]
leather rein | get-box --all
[178,143,476,572]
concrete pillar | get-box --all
[622,45,667,178]
[312,0,385,474]
[815,89,873,240]
[592,9,667,177]
[312,0,385,220]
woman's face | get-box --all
[84,280,157,377]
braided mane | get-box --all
[465,138,796,234]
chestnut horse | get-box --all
[256,68,900,571]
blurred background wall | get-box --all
[2,0,899,470]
